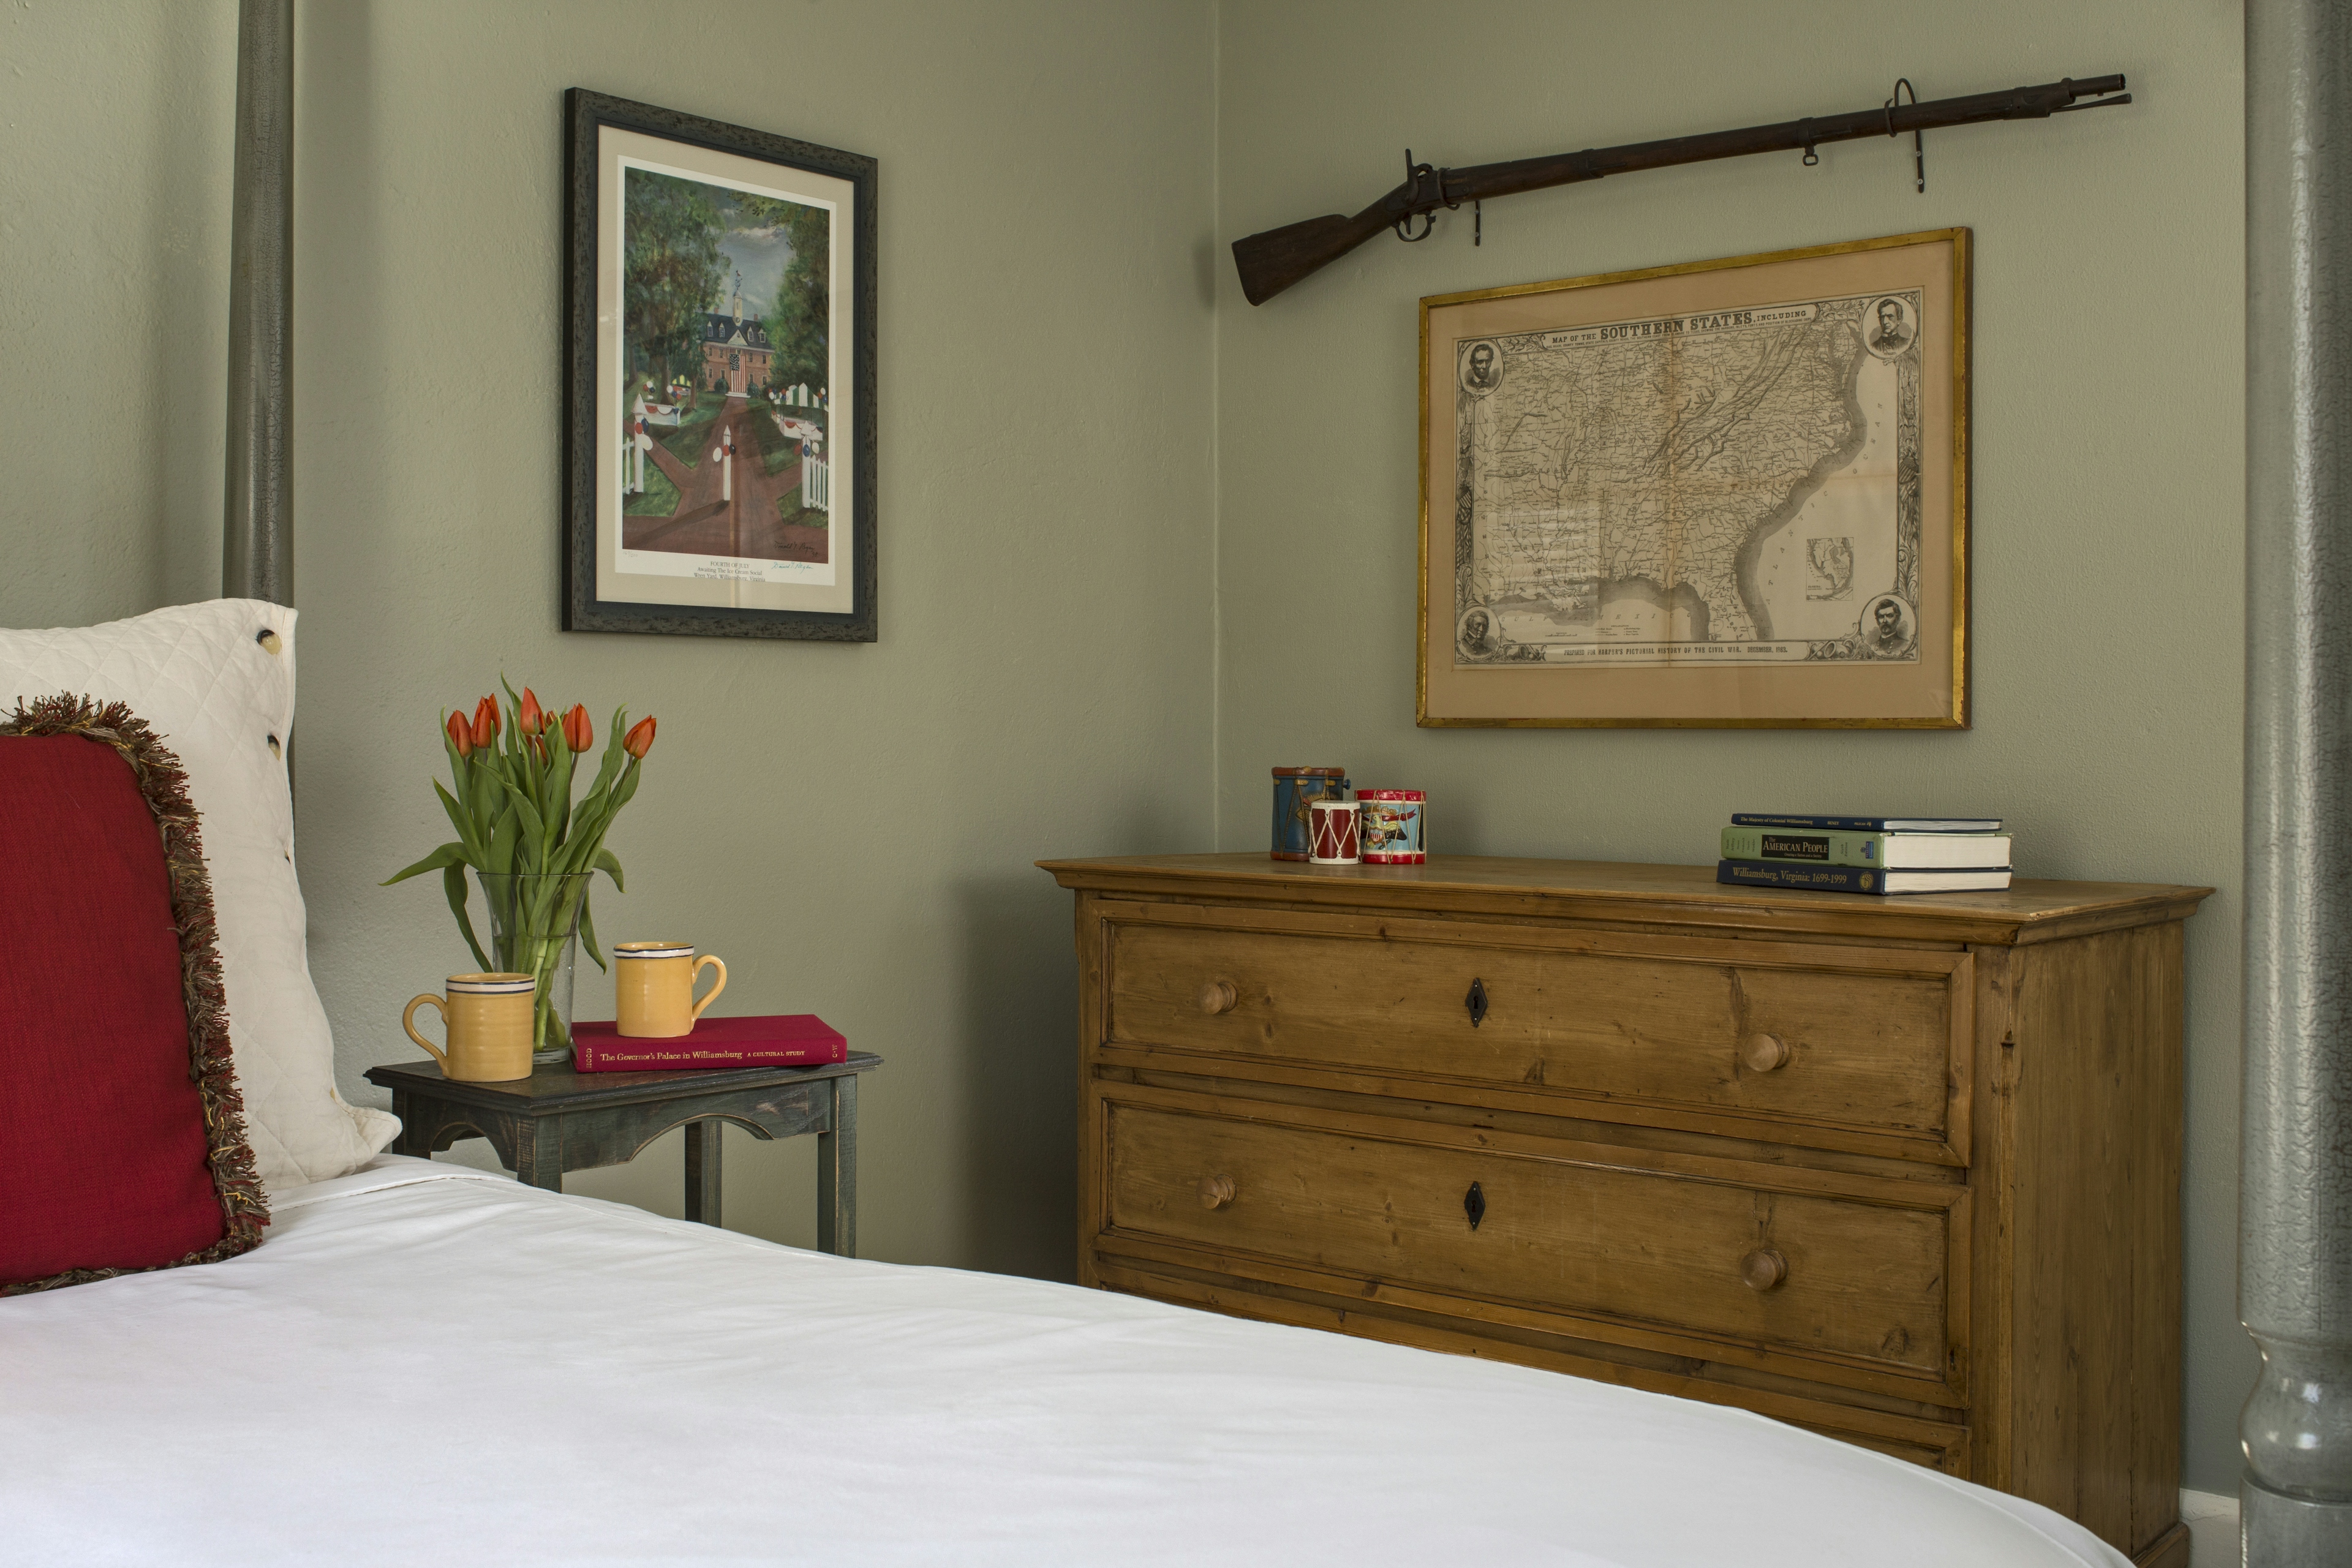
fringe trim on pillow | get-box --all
[1,694,270,1296]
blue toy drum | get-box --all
[1272,767,1349,861]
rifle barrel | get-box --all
[1234,73,2127,304]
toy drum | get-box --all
[1308,798,1361,864]
[1272,766,1349,861]
[1359,790,1427,864]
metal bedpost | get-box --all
[2242,1,2352,1560]
[222,0,294,605]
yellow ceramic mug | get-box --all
[614,942,728,1038]
[403,973,537,1082]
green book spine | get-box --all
[1720,826,1887,866]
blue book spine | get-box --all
[1717,859,1885,894]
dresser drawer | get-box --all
[1102,1096,1962,1398]
[1102,906,1970,1160]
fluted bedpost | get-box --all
[222,0,293,605]
[2242,1,2352,1560]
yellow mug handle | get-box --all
[691,955,728,1022]
[404,994,451,1069]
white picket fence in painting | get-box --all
[802,453,831,513]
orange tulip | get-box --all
[518,687,545,736]
[470,696,499,750]
[623,715,656,760]
[445,709,473,759]
[562,704,594,753]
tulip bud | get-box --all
[562,703,593,753]
[470,696,498,750]
[445,710,473,759]
[623,715,656,760]
[518,688,545,736]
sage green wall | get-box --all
[1214,0,2248,1491]
[0,0,1218,1283]
[292,0,1215,1278]
[0,1,236,626]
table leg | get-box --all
[514,1117,564,1193]
[388,1090,424,1156]
[818,1074,857,1257]
[685,1118,723,1227]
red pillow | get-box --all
[1,695,266,1294]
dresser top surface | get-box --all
[1038,853,2211,945]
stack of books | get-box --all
[1715,813,2012,895]
[571,1014,848,1073]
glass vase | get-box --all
[478,871,591,1068]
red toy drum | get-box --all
[1308,799,1360,864]
[1359,790,1426,864]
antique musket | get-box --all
[1232,74,2130,304]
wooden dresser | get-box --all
[1039,854,2210,1568]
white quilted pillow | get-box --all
[0,599,398,1189]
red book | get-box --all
[571,1015,847,1073]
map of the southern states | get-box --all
[1450,288,1922,669]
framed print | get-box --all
[564,89,876,640]
[1418,228,1969,727]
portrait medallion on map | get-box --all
[1419,229,1969,728]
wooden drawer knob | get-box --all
[1740,1033,1790,1072]
[1741,1248,1788,1291]
[1197,980,1238,1016]
[1199,1175,1236,1210]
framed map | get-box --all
[1418,230,1969,727]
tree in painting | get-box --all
[763,200,829,401]
[622,170,725,389]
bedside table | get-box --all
[363,1053,881,1256]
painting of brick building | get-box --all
[618,164,831,565]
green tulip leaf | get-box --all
[434,780,486,861]
[500,775,548,845]
[382,840,469,886]
[580,891,608,973]
[443,862,492,971]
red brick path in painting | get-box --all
[624,398,830,564]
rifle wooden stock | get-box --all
[1232,73,2128,304]
[1232,208,1399,307]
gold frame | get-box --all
[1417,228,1971,728]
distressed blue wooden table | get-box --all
[363,1053,879,1256]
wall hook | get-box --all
[1885,78,1924,193]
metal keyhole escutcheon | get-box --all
[1464,1180,1487,1230]
[1466,978,1489,1028]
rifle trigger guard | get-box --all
[1392,149,1453,244]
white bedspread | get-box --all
[2,1158,2125,1567]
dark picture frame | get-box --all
[563,89,877,641]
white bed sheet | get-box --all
[1,1158,2127,1567]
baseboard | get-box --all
[2179,1488,2239,1566]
